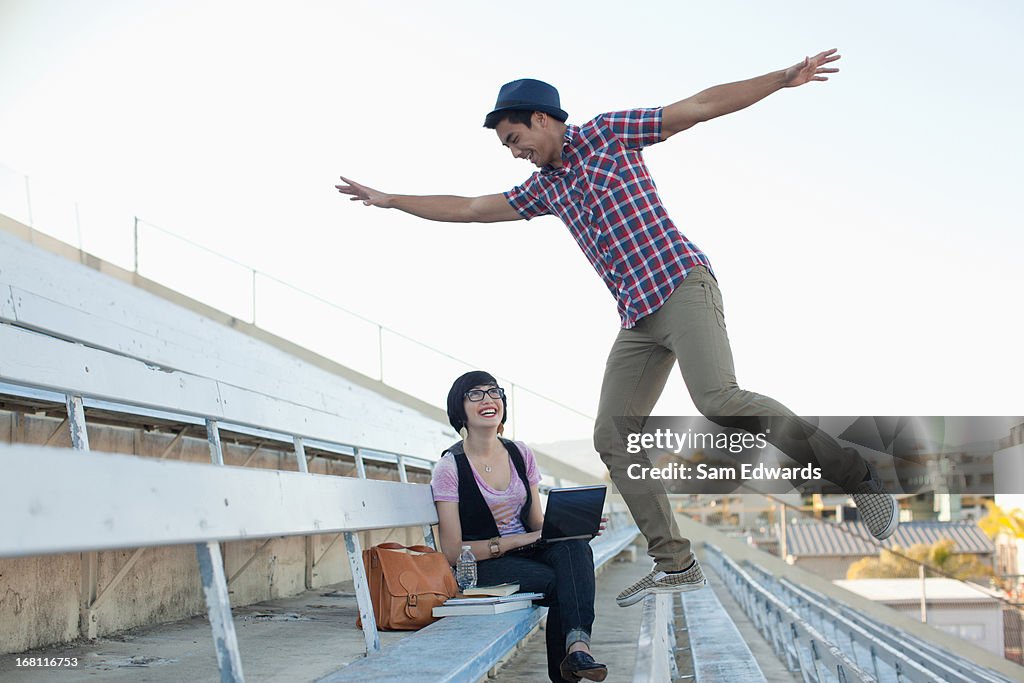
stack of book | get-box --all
[432,583,544,617]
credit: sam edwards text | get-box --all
[626,462,822,481]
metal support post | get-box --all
[80,553,99,638]
[294,436,314,587]
[67,394,99,637]
[345,531,381,655]
[668,594,681,679]
[206,419,224,465]
[919,564,927,623]
[421,524,437,551]
[305,535,316,590]
[354,447,367,479]
[66,394,90,451]
[196,541,246,682]
[294,436,309,473]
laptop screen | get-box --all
[541,485,607,540]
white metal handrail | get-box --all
[707,544,1017,683]
[706,544,881,683]
[0,379,435,473]
[777,576,1011,683]
[738,558,1013,683]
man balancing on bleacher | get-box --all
[335,48,899,608]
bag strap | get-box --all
[443,438,533,538]
[374,542,436,554]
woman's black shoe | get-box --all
[559,651,608,682]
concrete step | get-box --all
[491,552,652,681]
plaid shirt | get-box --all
[505,107,713,328]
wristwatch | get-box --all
[489,536,501,558]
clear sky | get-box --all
[1,0,1021,443]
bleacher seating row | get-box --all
[0,440,637,682]
[1,221,638,681]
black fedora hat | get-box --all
[487,78,568,122]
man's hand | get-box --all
[334,177,522,223]
[335,176,392,208]
[782,48,841,88]
[661,48,843,139]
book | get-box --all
[432,600,532,617]
[461,582,520,597]
[442,592,544,606]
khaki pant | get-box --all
[593,266,867,571]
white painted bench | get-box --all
[0,442,437,680]
[0,225,456,458]
[1,227,640,681]
[631,545,767,683]
[2,225,451,673]
[1,438,638,683]
[320,521,641,683]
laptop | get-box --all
[505,485,607,555]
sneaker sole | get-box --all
[616,579,707,607]
[561,669,608,683]
[872,513,899,541]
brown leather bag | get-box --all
[358,542,458,631]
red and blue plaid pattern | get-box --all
[505,108,713,328]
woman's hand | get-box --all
[595,516,609,537]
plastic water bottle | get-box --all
[456,545,477,591]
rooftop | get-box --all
[834,577,1001,603]
[784,520,994,557]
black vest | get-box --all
[444,438,533,541]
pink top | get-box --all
[431,441,542,536]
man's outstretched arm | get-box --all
[660,48,841,140]
[335,176,523,223]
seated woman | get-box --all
[430,370,607,683]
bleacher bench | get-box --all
[1,441,638,682]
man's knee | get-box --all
[594,413,643,461]
[593,415,618,459]
[695,388,769,433]
[694,386,740,417]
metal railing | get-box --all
[633,593,679,682]
[706,543,1017,683]
[0,162,593,443]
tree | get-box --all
[979,501,1024,540]
[846,539,992,581]
[979,501,1024,597]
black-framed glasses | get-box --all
[464,387,505,402]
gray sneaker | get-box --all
[616,559,706,607]
[852,462,899,541]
